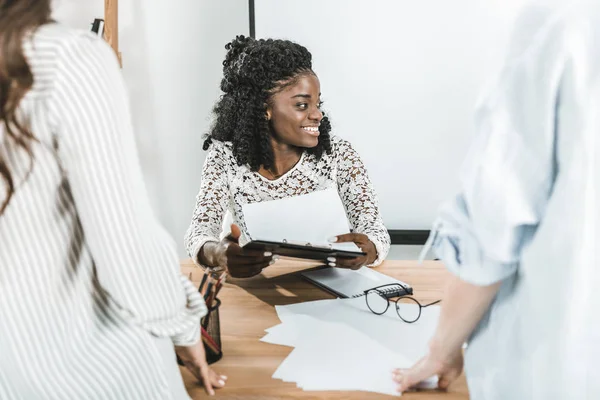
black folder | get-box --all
[243,239,365,262]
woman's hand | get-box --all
[392,347,463,393]
[392,276,500,393]
[175,341,227,396]
[201,224,276,278]
[329,233,377,270]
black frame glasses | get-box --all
[363,283,441,323]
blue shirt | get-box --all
[421,2,600,398]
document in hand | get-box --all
[242,188,364,260]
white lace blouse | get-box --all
[185,136,390,266]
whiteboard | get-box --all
[255,0,526,229]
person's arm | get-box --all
[47,33,205,346]
[184,142,230,268]
[433,276,501,357]
[183,143,272,278]
[393,276,501,391]
[335,139,390,266]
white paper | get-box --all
[260,314,318,347]
[242,188,361,252]
[275,298,339,323]
[266,297,441,395]
[288,319,402,395]
[264,323,283,334]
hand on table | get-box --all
[175,341,227,396]
[328,233,377,270]
[392,347,463,393]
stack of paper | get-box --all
[261,297,440,395]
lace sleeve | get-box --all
[335,139,390,266]
[184,142,230,266]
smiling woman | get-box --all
[185,35,391,279]
[266,73,324,151]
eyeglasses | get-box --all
[363,283,441,323]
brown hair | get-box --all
[0,0,51,215]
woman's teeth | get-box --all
[302,126,319,134]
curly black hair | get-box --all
[203,35,332,171]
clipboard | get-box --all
[243,239,366,262]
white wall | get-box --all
[52,0,248,256]
[49,0,530,248]
[255,0,528,230]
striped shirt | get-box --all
[0,24,206,399]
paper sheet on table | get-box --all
[260,315,318,347]
[242,188,361,252]
[266,297,440,394]
[274,299,339,323]
[274,297,439,362]
[275,319,403,395]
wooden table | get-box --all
[180,259,469,399]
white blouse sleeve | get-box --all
[335,139,391,265]
[423,21,563,285]
[184,142,231,266]
[47,34,206,345]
